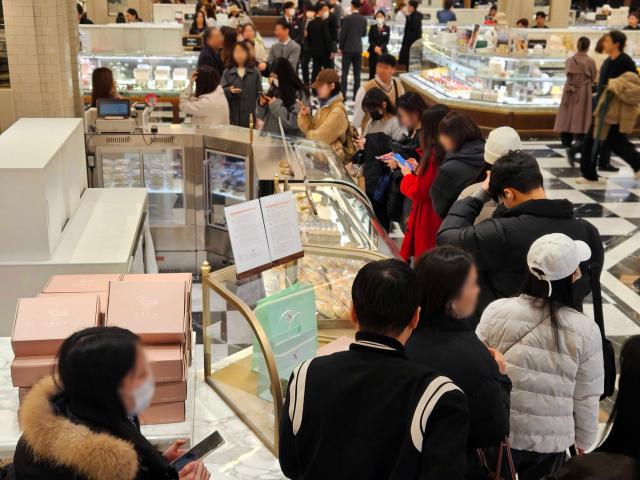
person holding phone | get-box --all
[256,58,309,136]
[221,41,262,127]
[13,327,212,480]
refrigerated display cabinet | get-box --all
[400,25,640,134]
[200,245,389,454]
[87,125,399,273]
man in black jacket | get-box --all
[197,27,225,77]
[307,3,335,81]
[399,0,423,68]
[437,150,604,316]
[279,259,470,480]
[339,0,367,100]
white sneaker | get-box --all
[576,176,604,184]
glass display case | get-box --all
[203,127,400,260]
[97,147,187,226]
[201,245,389,453]
[79,53,198,98]
[402,26,640,111]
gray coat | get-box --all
[256,90,308,137]
[267,40,301,70]
[339,12,367,53]
[221,66,262,127]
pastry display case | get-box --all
[200,245,389,453]
[79,24,196,122]
[401,26,640,134]
[203,128,400,263]
[87,125,399,273]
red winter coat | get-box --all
[400,153,442,261]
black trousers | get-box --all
[368,51,379,80]
[582,124,640,179]
[341,52,362,101]
[299,49,311,85]
[311,54,332,82]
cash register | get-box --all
[95,99,137,134]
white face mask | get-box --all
[273,78,279,87]
[376,17,384,26]
[322,11,329,19]
[123,375,155,417]
[288,8,296,16]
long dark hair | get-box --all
[270,57,307,109]
[91,67,115,107]
[226,40,256,68]
[53,327,174,476]
[416,104,448,175]
[439,111,483,152]
[599,335,640,461]
[195,65,221,97]
[520,271,577,351]
[55,326,139,424]
[362,88,396,116]
[222,30,240,64]
[415,246,474,322]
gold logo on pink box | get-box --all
[135,296,159,318]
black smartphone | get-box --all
[171,431,225,472]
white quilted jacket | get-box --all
[477,295,604,453]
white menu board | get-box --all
[225,191,303,277]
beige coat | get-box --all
[298,94,349,161]
[595,71,640,139]
[554,52,597,135]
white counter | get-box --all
[0,188,149,335]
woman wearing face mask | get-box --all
[406,246,511,480]
[360,88,403,138]
[298,68,349,161]
[256,57,309,136]
[477,233,604,480]
[13,327,211,480]
[367,10,390,80]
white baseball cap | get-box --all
[485,126,522,165]
[527,233,592,282]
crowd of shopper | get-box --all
[77,9,640,479]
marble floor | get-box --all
[188,140,640,479]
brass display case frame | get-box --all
[201,245,389,454]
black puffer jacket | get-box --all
[437,197,604,316]
[406,313,511,479]
[406,313,511,448]
[430,138,486,218]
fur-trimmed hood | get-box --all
[19,376,139,480]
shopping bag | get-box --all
[256,314,317,401]
[252,282,318,400]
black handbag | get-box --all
[586,225,616,399]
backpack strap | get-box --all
[585,223,606,338]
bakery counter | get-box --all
[201,245,390,454]
[400,72,558,136]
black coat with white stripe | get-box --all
[279,332,470,480]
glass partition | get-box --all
[201,246,388,453]
[143,149,186,225]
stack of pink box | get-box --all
[107,273,192,425]
[11,294,102,402]
[10,272,193,426]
